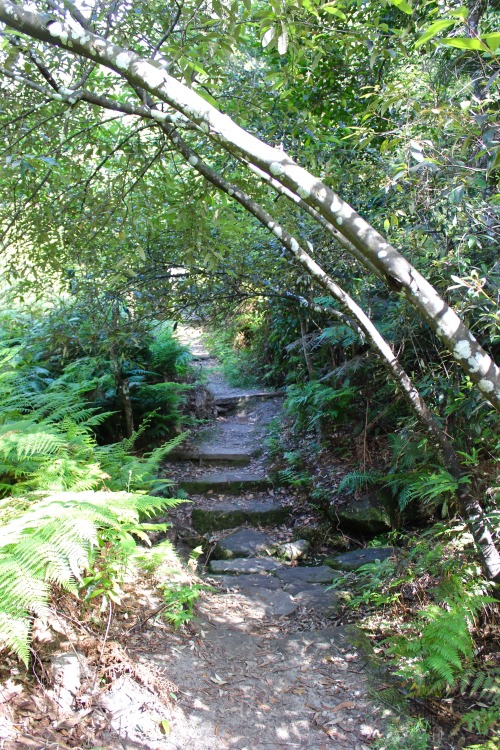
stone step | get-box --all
[167,447,254,464]
[191,501,292,533]
[206,561,340,614]
[208,556,284,575]
[179,472,272,494]
[275,565,338,586]
[214,392,284,409]
[214,529,275,559]
[326,547,395,571]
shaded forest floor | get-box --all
[0,328,484,750]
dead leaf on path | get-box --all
[210,673,228,685]
[332,700,355,712]
[327,727,347,739]
[54,708,92,730]
[292,687,305,695]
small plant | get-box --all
[159,582,206,628]
[284,380,358,436]
[277,451,312,489]
[373,716,431,750]
[329,556,402,611]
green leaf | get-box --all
[195,88,219,109]
[187,60,209,77]
[440,37,487,50]
[321,4,347,20]
[489,147,500,173]
[449,6,469,19]
[388,0,413,15]
[483,33,500,52]
[160,719,170,735]
[415,19,457,48]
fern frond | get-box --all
[338,470,383,494]
[0,490,178,664]
[0,612,31,665]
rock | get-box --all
[183,383,217,421]
[180,472,272,494]
[327,547,395,571]
[292,587,339,612]
[98,676,169,749]
[275,565,339,586]
[214,529,275,559]
[192,501,292,533]
[332,494,392,535]
[275,539,310,561]
[49,652,90,714]
[208,556,284,575]
[50,653,84,696]
[208,573,282,590]
[237,587,297,617]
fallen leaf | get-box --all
[159,719,170,735]
[210,674,228,685]
[332,700,355,712]
[54,708,92,730]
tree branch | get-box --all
[0,0,496,407]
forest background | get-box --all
[0,0,499,746]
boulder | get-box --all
[327,547,395,571]
[209,556,284,575]
[275,539,310,561]
[214,529,275,559]
[331,494,391,535]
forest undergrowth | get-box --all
[0,298,207,746]
[208,311,500,749]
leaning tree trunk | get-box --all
[0,2,499,580]
[110,350,134,439]
[154,124,500,583]
[0,0,498,410]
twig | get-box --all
[91,600,114,694]
[127,598,187,632]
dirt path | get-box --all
[118,327,386,750]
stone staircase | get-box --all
[164,333,344,621]
[137,329,388,749]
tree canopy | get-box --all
[0,0,499,576]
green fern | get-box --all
[338,465,464,516]
[337,469,383,493]
[0,490,182,664]
[0,325,189,665]
[390,586,496,696]
[459,668,500,736]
